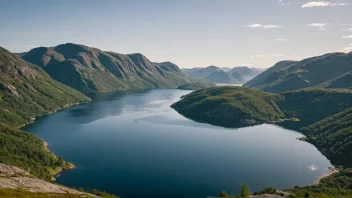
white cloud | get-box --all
[342,46,352,52]
[343,28,352,31]
[302,1,347,8]
[271,54,285,57]
[307,23,330,30]
[275,38,288,41]
[251,55,267,58]
[247,24,284,29]
[342,35,352,38]
[278,0,291,5]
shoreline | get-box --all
[315,167,339,184]
[43,140,76,181]
[19,102,88,129]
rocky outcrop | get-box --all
[0,163,97,197]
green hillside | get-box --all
[172,86,352,167]
[243,52,352,92]
[0,47,90,127]
[302,107,352,166]
[171,86,284,127]
[0,47,90,181]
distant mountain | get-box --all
[182,66,221,79]
[22,43,191,92]
[182,65,261,84]
[243,52,352,92]
[0,47,90,127]
[231,72,245,82]
[204,69,241,84]
[228,66,265,80]
[220,67,232,72]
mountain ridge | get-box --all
[22,43,191,92]
[244,52,352,92]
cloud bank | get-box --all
[302,1,348,8]
[247,24,284,28]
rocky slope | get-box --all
[22,43,191,92]
[0,163,97,197]
[0,47,90,127]
[244,52,352,92]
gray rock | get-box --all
[0,163,98,197]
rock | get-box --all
[0,83,21,97]
[0,163,30,177]
[23,82,36,91]
[0,163,98,197]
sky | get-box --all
[0,0,351,68]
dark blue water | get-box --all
[24,89,333,198]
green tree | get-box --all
[218,191,229,197]
[240,184,251,198]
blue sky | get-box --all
[0,0,351,68]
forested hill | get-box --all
[243,52,352,92]
[21,43,191,92]
[172,86,352,167]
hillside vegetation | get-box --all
[286,168,352,196]
[244,52,352,92]
[172,86,284,127]
[22,43,191,92]
[0,121,70,181]
[172,86,352,167]
[302,107,352,166]
[0,47,90,127]
[0,47,91,181]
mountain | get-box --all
[0,47,91,182]
[182,66,264,84]
[204,69,242,84]
[231,71,245,82]
[21,43,191,92]
[243,52,352,93]
[243,61,298,88]
[182,65,250,84]
[0,47,90,127]
[171,86,352,167]
[182,66,221,79]
[220,67,232,72]
[228,66,265,80]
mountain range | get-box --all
[181,65,264,84]
[244,52,352,92]
[21,43,192,92]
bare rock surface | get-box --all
[0,163,98,197]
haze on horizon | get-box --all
[0,0,351,68]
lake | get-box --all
[24,89,333,198]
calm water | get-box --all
[24,89,332,198]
